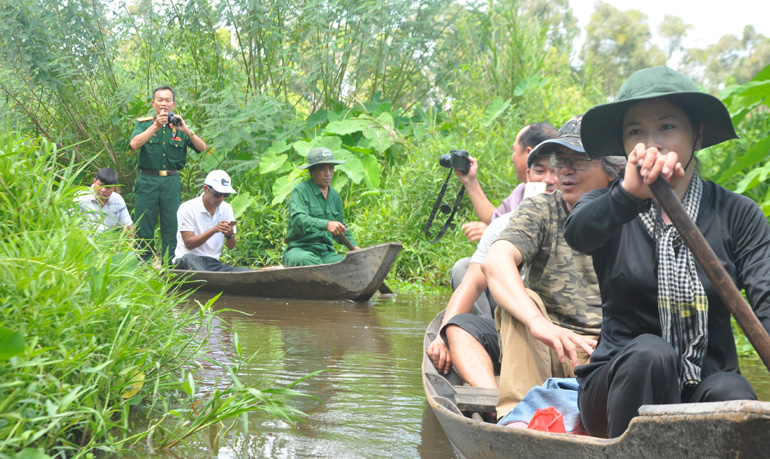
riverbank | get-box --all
[0,134,303,458]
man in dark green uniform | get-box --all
[129,86,207,262]
[282,147,360,267]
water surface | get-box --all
[125,291,769,458]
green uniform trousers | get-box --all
[282,244,344,267]
[134,173,181,262]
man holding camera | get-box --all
[428,149,559,391]
[456,122,557,242]
[129,85,207,263]
[173,170,251,272]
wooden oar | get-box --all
[338,233,394,295]
[648,176,770,372]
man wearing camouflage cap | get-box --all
[282,147,360,267]
[481,115,627,420]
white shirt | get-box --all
[173,194,236,263]
[470,213,512,264]
[75,188,133,233]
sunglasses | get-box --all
[207,186,230,198]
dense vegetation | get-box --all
[2,0,768,286]
[1,0,769,456]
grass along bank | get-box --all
[0,132,312,458]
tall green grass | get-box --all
[0,132,311,458]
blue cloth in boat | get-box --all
[497,377,583,433]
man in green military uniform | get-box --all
[283,147,360,267]
[129,86,207,262]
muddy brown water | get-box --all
[125,291,769,458]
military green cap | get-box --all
[581,66,738,158]
[298,147,346,169]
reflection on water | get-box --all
[123,291,769,458]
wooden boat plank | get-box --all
[454,386,497,413]
[172,242,401,301]
[423,310,770,458]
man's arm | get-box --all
[427,262,489,374]
[481,240,596,367]
[129,117,163,150]
[455,156,496,224]
[176,115,207,152]
[181,221,234,250]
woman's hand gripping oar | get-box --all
[648,175,770,372]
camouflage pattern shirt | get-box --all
[496,191,601,335]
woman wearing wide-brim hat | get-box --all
[563,66,770,438]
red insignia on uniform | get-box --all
[171,137,181,142]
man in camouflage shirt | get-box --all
[481,115,626,419]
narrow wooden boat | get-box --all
[172,242,401,301]
[422,310,770,458]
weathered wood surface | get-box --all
[422,311,770,459]
[171,242,401,301]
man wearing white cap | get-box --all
[172,170,251,271]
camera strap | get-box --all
[424,169,466,244]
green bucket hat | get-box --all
[298,147,346,169]
[581,66,738,158]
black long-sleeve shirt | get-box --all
[564,179,770,381]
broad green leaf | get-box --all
[513,75,546,97]
[325,119,368,135]
[347,145,373,155]
[271,174,305,206]
[0,327,25,360]
[310,136,343,152]
[360,154,381,189]
[331,173,348,191]
[337,155,365,184]
[362,115,395,153]
[265,140,292,155]
[292,140,312,157]
[375,111,395,129]
[484,97,511,126]
[229,191,256,220]
[258,151,288,175]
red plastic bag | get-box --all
[527,407,566,433]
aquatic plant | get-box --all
[0,132,315,458]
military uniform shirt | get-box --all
[129,118,200,170]
[496,190,601,335]
[285,179,357,250]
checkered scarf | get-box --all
[640,176,708,388]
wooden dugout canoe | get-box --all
[171,242,401,301]
[422,310,770,458]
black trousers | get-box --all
[175,253,252,272]
[578,334,757,438]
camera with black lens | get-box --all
[439,149,471,175]
[166,112,182,126]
